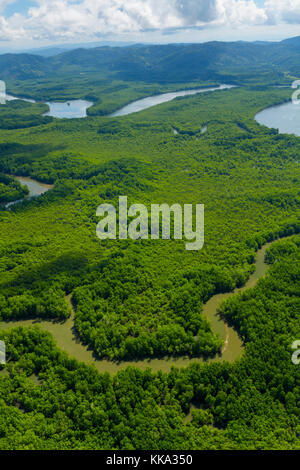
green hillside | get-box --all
[2,37,300,84]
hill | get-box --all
[1,37,300,84]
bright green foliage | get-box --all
[0,173,29,204]
[0,237,299,450]
[0,100,52,130]
[0,73,299,449]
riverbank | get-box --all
[4,176,53,209]
[0,238,282,374]
[109,84,235,117]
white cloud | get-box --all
[0,0,299,43]
[0,0,15,12]
[265,0,300,24]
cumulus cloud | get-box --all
[0,0,299,42]
[265,0,300,24]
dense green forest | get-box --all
[0,100,52,130]
[0,236,299,449]
[0,44,299,449]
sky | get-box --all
[0,0,300,51]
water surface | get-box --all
[43,100,93,119]
[6,85,234,120]
[256,101,300,136]
[5,176,53,209]
[5,94,92,119]
[6,94,35,104]
[110,84,235,117]
[0,239,281,374]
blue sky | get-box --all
[3,1,36,17]
[0,1,300,51]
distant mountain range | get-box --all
[1,36,300,84]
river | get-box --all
[110,84,235,117]
[43,100,93,119]
[9,86,299,132]
[255,101,300,136]
[6,84,235,120]
[5,176,53,209]
[5,93,93,119]
[0,84,278,374]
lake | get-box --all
[6,94,36,104]
[43,99,93,119]
[5,94,93,119]
[255,101,300,136]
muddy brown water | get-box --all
[0,240,277,374]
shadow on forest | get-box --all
[0,142,66,174]
[0,251,89,297]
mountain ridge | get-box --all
[1,36,300,83]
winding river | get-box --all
[0,239,279,374]
[5,176,53,209]
[6,84,234,120]
[0,85,283,374]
